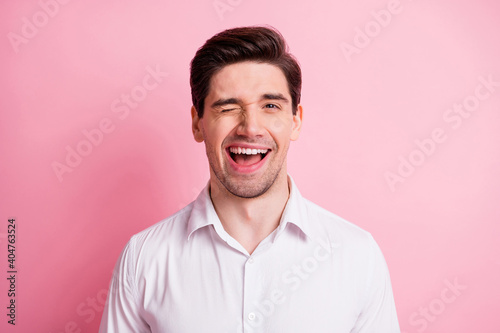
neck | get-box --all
[209,170,290,255]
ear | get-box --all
[191,106,204,143]
[290,104,303,141]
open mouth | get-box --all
[227,146,269,166]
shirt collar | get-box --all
[276,175,313,239]
[186,175,313,241]
[186,180,219,241]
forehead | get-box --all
[207,62,290,101]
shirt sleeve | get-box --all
[99,237,150,333]
[352,234,401,333]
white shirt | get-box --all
[99,176,400,333]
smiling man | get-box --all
[99,26,400,333]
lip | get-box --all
[225,145,271,174]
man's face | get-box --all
[191,61,302,198]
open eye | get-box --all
[265,104,280,110]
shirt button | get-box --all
[248,257,254,264]
[248,312,256,321]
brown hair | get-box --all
[190,26,302,117]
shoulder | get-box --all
[303,198,377,251]
[302,198,389,286]
[128,202,194,252]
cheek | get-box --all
[204,121,234,148]
[269,117,293,139]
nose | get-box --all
[235,109,264,137]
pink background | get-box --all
[1,0,499,332]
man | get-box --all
[99,26,400,333]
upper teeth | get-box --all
[229,147,268,155]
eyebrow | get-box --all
[262,93,289,103]
[210,93,290,109]
[210,98,242,109]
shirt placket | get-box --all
[242,253,265,333]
